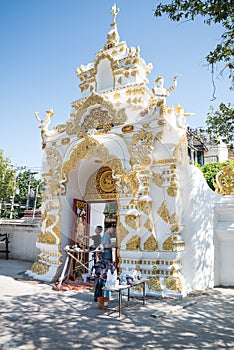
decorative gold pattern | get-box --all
[152,173,163,188]
[157,200,169,223]
[138,200,152,215]
[162,236,175,251]
[117,221,129,245]
[96,166,117,199]
[61,137,125,191]
[144,218,154,233]
[61,138,70,145]
[31,262,50,275]
[144,235,158,251]
[68,93,127,136]
[164,276,182,292]
[169,213,179,232]
[38,230,56,244]
[147,276,163,292]
[130,129,154,167]
[122,125,134,133]
[126,234,141,251]
[213,165,234,195]
[167,182,178,197]
[125,214,140,230]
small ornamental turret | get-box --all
[104,3,120,50]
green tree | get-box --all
[199,160,234,191]
[14,171,43,218]
[205,103,234,147]
[154,0,233,87]
[0,150,15,218]
[154,1,233,143]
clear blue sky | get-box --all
[0,0,232,171]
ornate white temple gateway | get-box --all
[28,5,220,297]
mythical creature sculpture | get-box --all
[34,109,54,148]
[152,74,180,124]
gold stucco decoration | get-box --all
[117,221,129,244]
[68,93,127,136]
[138,200,152,215]
[152,173,163,188]
[38,230,56,244]
[125,214,140,230]
[157,200,169,223]
[31,262,50,275]
[162,236,174,251]
[147,276,163,292]
[167,182,178,197]
[169,213,179,232]
[162,235,183,252]
[164,276,182,292]
[117,170,140,198]
[122,125,134,133]
[82,107,112,130]
[61,138,70,145]
[144,218,154,233]
[126,234,141,251]
[144,235,158,251]
[84,170,102,201]
[130,129,154,167]
[99,169,116,192]
[213,165,234,195]
[95,166,117,200]
[61,138,125,194]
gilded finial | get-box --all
[111,3,119,24]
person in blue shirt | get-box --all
[101,223,116,262]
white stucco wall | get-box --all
[180,165,220,290]
[0,220,40,261]
[214,196,234,286]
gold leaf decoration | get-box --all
[152,173,163,188]
[164,276,182,292]
[38,231,56,244]
[169,213,179,232]
[144,218,154,233]
[117,221,129,244]
[162,236,174,251]
[214,165,234,195]
[167,182,178,197]
[157,200,169,223]
[138,200,152,215]
[144,235,158,251]
[147,276,163,291]
[125,214,140,230]
[126,234,141,251]
[31,262,50,275]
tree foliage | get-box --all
[205,103,234,147]
[154,0,234,144]
[0,150,15,205]
[199,160,234,191]
[154,0,234,87]
[0,151,43,218]
[14,171,43,218]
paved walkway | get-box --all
[0,259,234,349]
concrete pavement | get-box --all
[0,258,234,349]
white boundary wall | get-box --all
[0,220,40,262]
[214,196,234,286]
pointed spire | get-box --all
[104,3,120,50]
[111,3,119,24]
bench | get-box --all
[0,233,10,260]
[102,278,146,317]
